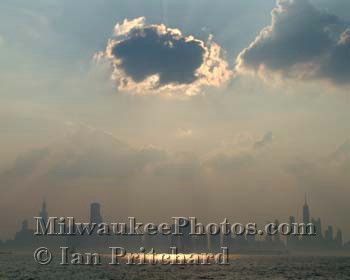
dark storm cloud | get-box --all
[236,0,350,86]
[99,17,231,96]
[321,29,350,84]
[111,26,205,85]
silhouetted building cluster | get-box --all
[285,195,346,253]
[0,197,349,255]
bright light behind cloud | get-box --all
[96,17,232,97]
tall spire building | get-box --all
[303,193,310,225]
[39,199,48,225]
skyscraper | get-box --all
[303,193,310,225]
[335,229,343,247]
[314,218,323,240]
[325,225,334,243]
[90,202,103,224]
[39,199,48,225]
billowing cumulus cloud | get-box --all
[97,17,232,96]
[236,0,350,86]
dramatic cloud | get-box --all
[97,17,232,96]
[321,29,350,84]
[236,0,350,86]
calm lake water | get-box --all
[1,254,350,279]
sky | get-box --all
[0,0,350,240]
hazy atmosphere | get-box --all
[1,0,350,242]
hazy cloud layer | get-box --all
[98,17,232,96]
[236,0,350,86]
[254,131,273,150]
[204,131,273,171]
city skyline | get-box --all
[1,194,348,254]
